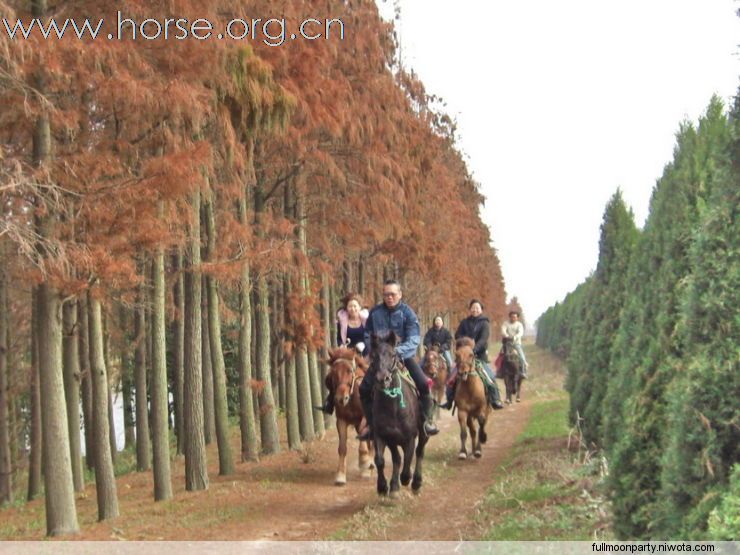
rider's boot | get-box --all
[314,392,335,415]
[357,396,374,441]
[438,384,455,410]
[421,393,439,436]
[520,363,528,380]
[488,381,505,410]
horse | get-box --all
[421,345,448,416]
[453,337,490,460]
[369,331,429,498]
[326,347,374,485]
[501,337,523,404]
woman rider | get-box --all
[439,299,505,410]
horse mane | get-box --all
[328,347,369,371]
[455,337,475,350]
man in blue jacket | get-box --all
[358,280,439,439]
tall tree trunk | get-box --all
[119,307,135,450]
[62,301,84,492]
[32,50,79,533]
[283,277,301,450]
[102,310,117,463]
[201,276,215,446]
[87,292,119,520]
[271,283,284,411]
[253,180,280,455]
[358,254,365,297]
[134,283,151,471]
[203,196,234,475]
[172,249,185,455]
[183,188,208,490]
[342,259,352,294]
[295,192,323,437]
[237,191,259,462]
[77,297,94,471]
[0,257,12,505]
[27,305,42,501]
[151,218,173,500]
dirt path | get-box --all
[0,383,533,541]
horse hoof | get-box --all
[458,452,467,460]
[389,490,400,500]
[334,475,347,486]
[360,470,372,479]
[516,398,521,403]
[474,450,482,458]
[506,399,512,405]
[400,473,411,486]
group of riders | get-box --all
[319,279,530,440]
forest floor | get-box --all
[0,342,610,541]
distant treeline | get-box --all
[536,94,739,540]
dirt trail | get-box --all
[1,385,532,541]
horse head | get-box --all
[328,347,366,408]
[371,331,400,389]
[422,348,442,379]
[502,337,520,367]
[455,337,476,382]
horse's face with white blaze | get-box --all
[371,331,399,388]
[455,337,476,382]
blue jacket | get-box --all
[364,301,420,360]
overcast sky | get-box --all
[377,0,738,323]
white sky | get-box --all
[377,0,739,323]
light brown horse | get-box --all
[453,337,490,460]
[326,347,374,485]
[422,346,448,414]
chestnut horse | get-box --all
[501,337,523,404]
[453,337,490,460]
[422,346,448,415]
[326,347,374,485]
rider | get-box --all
[423,316,453,371]
[501,310,528,378]
[439,299,505,410]
[318,293,369,415]
[358,280,440,439]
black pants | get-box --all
[359,357,430,402]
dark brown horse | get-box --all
[326,347,374,485]
[422,346,448,414]
[370,331,429,498]
[501,337,523,404]
[453,337,490,459]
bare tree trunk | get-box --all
[102,310,117,463]
[32,51,79,532]
[87,292,119,521]
[62,301,84,492]
[151,221,173,500]
[183,188,208,490]
[172,249,185,455]
[134,283,151,471]
[77,297,94,471]
[27,304,42,501]
[0,257,12,505]
[237,191,258,462]
[201,276,215,446]
[120,307,135,450]
[283,277,301,450]
[203,196,234,476]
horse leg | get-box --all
[335,418,348,485]
[412,433,428,493]
[477,413,488,445]
[400,437,414,486]
[469,414,481,458]
[516,375,522,402]
[374,437,388,496]
[389,444,402,499]
[358,434,372,479]
[504,373,513,404]
[458,409,468,460]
